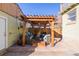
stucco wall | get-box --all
[62,5,79,51]
[0,11,19,47]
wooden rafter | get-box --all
[20,15,54,22]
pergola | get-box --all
[20,15,55,47]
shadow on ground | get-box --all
[73,53,79,56]
[54,31,62,46]
[3,45,36,56]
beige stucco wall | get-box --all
[0,11,19,47]
[62,5,79,52]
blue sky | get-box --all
[18,3,60,16]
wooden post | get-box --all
[44,24,46,33]
[22,22,26,46]
[50,21,54,47]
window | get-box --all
[68,9,76,22]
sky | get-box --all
[18,3,60,16]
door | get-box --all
[0,17,6,50]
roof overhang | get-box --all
[61,3,79,15]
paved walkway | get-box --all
[3,41,78,56]
[3,47,68,56]
[2,37,79,56]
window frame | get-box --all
[67,9,76,24]
[68,9,76,21]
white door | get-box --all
[0,17,6,50]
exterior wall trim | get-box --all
[0,16,8,48]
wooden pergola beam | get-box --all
[26,19,53,22]
[26,16,54,19]
[49,21,54,47]
[20,15,54,22]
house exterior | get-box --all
[61,3,79,51]
[0,3,23,55]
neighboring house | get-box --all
[54,15,62,38]
[61,3,79,51]
[0,3,23,55]
[54,15,62,29]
